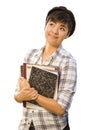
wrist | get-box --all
[34,94,39,101]
[14,92,23,103]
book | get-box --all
[20,63,60,106]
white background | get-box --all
[0,0,87,129]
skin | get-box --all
[14,21,69,116]
[14,77,38,102]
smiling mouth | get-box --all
[50,34,58,39]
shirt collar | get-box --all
[34,44,62,59]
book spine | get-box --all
[22,63,27,78]
[20,63,27,107]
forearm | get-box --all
[14,92,23,103]
[36,94,65,116]
[14,88,39,103]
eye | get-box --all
[49,22,55,26]
[60,27,65,31]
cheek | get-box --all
[44,28,49,37]
[44,25,51,33]
[59,32,67,39]
[44,29,47,37]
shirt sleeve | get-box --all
[23,49,38,63]
[57,58,77,111]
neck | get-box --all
[44,43,58,55]
[42,44,57,62]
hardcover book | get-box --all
[20,63,60,106]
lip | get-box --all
[49,34,58,39]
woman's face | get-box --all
[44,21,69,48]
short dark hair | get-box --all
[45,6,76,37]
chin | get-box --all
[50,42,58,47]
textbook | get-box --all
[20,63,60,106]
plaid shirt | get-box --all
[18,45,77,130]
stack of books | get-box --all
[20,63,60,107]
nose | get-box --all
[52,26,59,34]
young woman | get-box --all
[14,6,77,130]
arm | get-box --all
[36,59,77,116]
[14,77,65,116]
[36,95,65,116]
[14,77,39,103]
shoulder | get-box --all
[58,46,77,68]
[23,48,42,63]
[61,46,76,62]
[59,47,77,80]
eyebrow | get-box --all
[49,21,68,29]
[60,24,68,29]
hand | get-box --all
[18,77,30,90]
[16,87,39,102]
